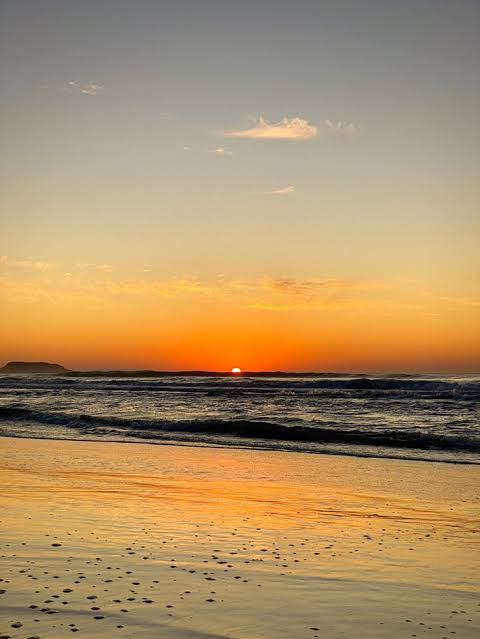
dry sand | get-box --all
[0,436,479,638]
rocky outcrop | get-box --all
[0,361,69,374]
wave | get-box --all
[1,405,478,453]
[1,375,479,399]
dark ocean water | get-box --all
[0,373,479,464]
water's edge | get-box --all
[1,432,478,466]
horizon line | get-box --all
[0,362,478,377]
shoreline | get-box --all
[0,432,478,465]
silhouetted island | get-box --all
[0,361,69,375]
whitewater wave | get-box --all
[1,405,478,453]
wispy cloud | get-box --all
[75,263,116,273]
[14,260,57,270]
[4,269,477,321]
[209,147,233,157]
[65,81,105,96]
[224,116,357,140]
[439,296,480,309]
[0,256,58,271]
[244,277,382,311]
[0,270,382,312]
[262,277,363,294]
[110,275,214,298]
[0,256,117,273]
[320,119,357,134]
[225,116,317,140]
[249,185,296,195]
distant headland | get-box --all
[0,361,70,375]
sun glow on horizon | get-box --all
[231,367,242,374]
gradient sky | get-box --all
[1,0,479,372]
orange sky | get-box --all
[1,269,479,371]
[1,2,479,372]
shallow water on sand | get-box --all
[1,437,479,638]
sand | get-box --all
[0,436,479,639]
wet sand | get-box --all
[0,436,479,638]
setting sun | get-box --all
[231,367,242,374]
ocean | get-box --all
[0,373,479,464]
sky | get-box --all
[1,0,479,372]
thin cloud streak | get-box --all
[262,277,369,294]
[249,186,296,195]
[65,81,105,96]
[75,263,116,273]
[0,256,58,271]
[209,147,233,157]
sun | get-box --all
[231,367,242,374]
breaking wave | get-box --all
[0,375,479,401]
[1,405,478,453]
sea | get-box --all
[0,373,479,464]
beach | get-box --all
[0,436,478,639]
